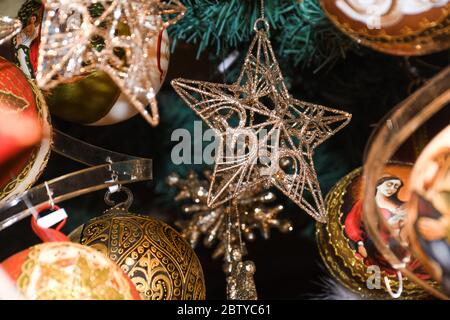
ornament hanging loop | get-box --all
[384,271,403,299]
[44,181,56,209]
[106,156,121,193]
[253,18,269,33]
[254,0,268,32]
[104,186,134,211]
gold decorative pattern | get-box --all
[70,209,206,300]
[0,89,29,113]
[15,242,137,300]
[316,167,433,299]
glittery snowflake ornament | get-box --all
[37,0,186,126]
[167,170,292,258]
[172,18,351,223]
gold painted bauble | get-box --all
[44,71,122,125]
[320,0,450,55]
[0,56,51,203]
[69,209,206,300]
[14,0,170,126]
[1,242,141,300]
[316,164,434,299]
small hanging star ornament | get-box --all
[37,0,186,126]
[226,250,258,300]
[224,204,258,300]
[171,6,351,223]
[0,17,21,45]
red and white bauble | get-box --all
[0,56,51,203]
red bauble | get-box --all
[0,57,51,202]
[0,210,141,300]
[1,241,142,300]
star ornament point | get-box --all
[37,0,186,127]
[172,30,351,223]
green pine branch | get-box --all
[167,0,357,70]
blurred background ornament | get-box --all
[0,266,24,299]
[320,0,450,56]
[0,16,21,45]
[167,170,293,259]
[362,65,450,300]
[0,89,42,166]
[69,187,206,300]
[316,165,433,299]
[13,0,42,79]
[13,0,171,126]
[0,56,51,204]
[407,125,450,295]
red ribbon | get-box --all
[31,204,69,242]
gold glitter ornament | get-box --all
[69,190,206,300]
[171,4,351,222]
[37,0,186,127]
[226,253,258,300]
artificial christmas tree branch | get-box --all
[167,0,356,71]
